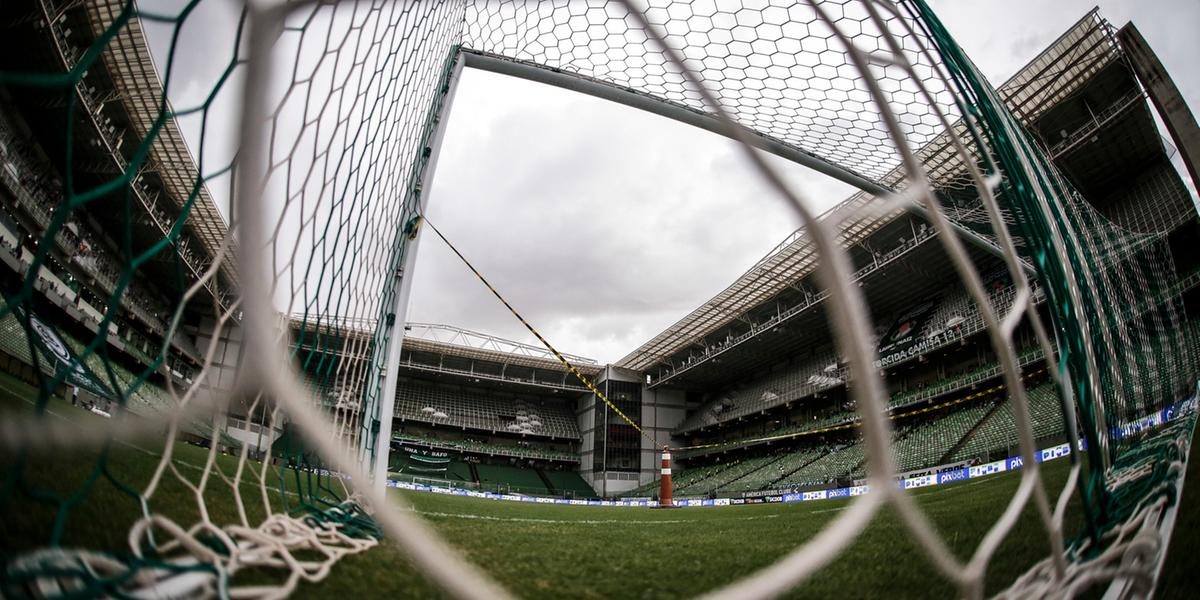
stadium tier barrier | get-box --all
[393,432,577,462]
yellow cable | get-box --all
[418,215,655,444]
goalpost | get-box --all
[0,0,1195,598]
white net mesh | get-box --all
[0,0,1195,598]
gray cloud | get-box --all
[411,2,1200,364]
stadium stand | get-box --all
[0,308,35,367]
[888,403,995,473]
[393,431,577,462]
[740,447,829,491]
[674,348,842,433]
[675,277,1041,436]
[476,463,553,494]
[676,454,783,496]
[668,462,733,493]
[395,378,579,439]
[543,470,595,497]
[951,383,1065,462]
[776,442,867,488]
[888,346,1043,410]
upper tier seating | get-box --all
[675,349,841,432]
[396,379,579,439]
[677,279,1028,435]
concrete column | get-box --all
[1118,24,1200,193]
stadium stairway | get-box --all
[940,399,1005,464]
[468,462,481,484]
[535,468,556,493]
[679,454,783,496]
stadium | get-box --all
[0,1,1198,598]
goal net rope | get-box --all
[0,0,1194,598]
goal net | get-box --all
[0,0,1194,598]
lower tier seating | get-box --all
[676,454,781,496]
[544,470,595,496]
[951,383,1063,462]
[778,442,866,488]
[476,463,552,494]
[889,403,994,473]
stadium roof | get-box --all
[86,0,238,296]
[403,323,600,374]
[617,9,1117,374]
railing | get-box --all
[677,348,1047,452]
[653,224,941,386]
[395,435,578,463]
[35,0,225,311]
[397,358,590,392]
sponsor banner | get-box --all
[743,489,787,498]
[878,299,938,354]
[1112,400,1192,440]
[938,468,969,485]
[8,303,115,399]
[969,460,1007,478]
[1039,444,1071,462]
[391,437,1121,509]
[404,446,450,460]
[903,474,937,489]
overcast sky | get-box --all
[407,0,1200,363]
[138,1,1200,364]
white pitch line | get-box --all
[406,509,783,525]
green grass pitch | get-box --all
[1,372,1196,598]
